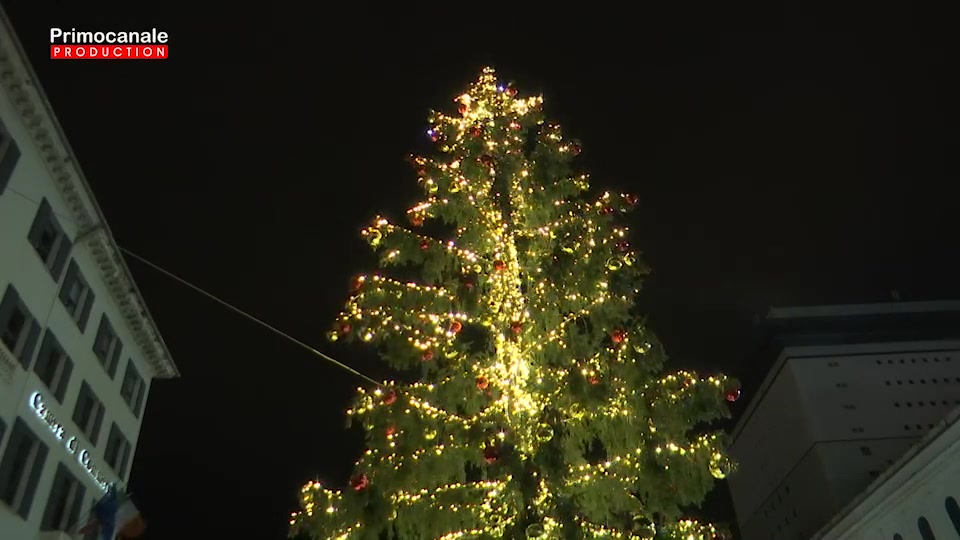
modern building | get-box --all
[726,301,960,540]
[0,9,179,540]
[811,404,960,540]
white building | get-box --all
[811,404,960,540]
[727,301,960,540]
[0,9,178,540]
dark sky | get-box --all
[3,3,957,538]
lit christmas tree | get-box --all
[291,68,739,540]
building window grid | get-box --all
[34,330,74,403]
[41,462,86,532]
[0,284,42,369]
[59,260,95,332]
[104,422,132,478]
[28,198,73,281]
[0,120,21,195]
[92,314,122,378]
[121,359,146,417]
[0,418,49,519]
[72,381,105,446]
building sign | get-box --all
[29,391,110,491]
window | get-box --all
[104,423,131,477]
[41,462,86,531]
[947,496,960,534]
[0,418,49,518]
[34,331,74,403]
[0,416,6,445]
[0,121,20,195]
[92,315,122,378]
[59,261,95,332]
[28,199,73,281]
[72,382,105,445]
[918,516,935,540]
[121,359,146,417]
[0,284,41,368]
[860,446,872,456]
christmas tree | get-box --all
[291,68,739,540]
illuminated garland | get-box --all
[291,68,739,540]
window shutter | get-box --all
[119,441,131,479]
[19,319,41,369]
[18,439,48,518]
[52,235,73,282]
[109,339,122,378]
[134,380,146,418]
[0,135,20,195]
[0,285,18,329]
[77,289,95,333]
[56,356,74,403]
[90,404,104,445]
[58,262,77,307]
[67,482,86,531]
[27,199,52,250]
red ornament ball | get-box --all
[410,215,424,227]
[726,387,741,402]
[470,124,483,137]
[350,473,369,491]
[420,239,430,250]
[458,104,468,115]
[350,277,364,292]
[493,260,506,271]
[450,320,463,333]
[476,376,489,390]
[624,193,639,206]
[386,425,396,436]
[464,278,475,290]
[616,240,630,253]
[483,446,500,464]
[506,86,518,97]
[510,321,523,335]
[588,375,601,385]
[421,350,434,362]
[429,132,440,143]
[381,390,397,405]
[571,144,582,155]
[611,329,626,344]
[339,323,352,334]
[599,207,615,215]
[479,154,494,166]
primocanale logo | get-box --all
[50,27,169,60]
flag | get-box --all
[79,485,123,540]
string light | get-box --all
[291,67,738,540]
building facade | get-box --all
[0,9,178,540]
[811,405,960,540]
[727,301,960,540]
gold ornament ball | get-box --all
[424,429,437,441]
[623,252,637,266]
[536,423,554,442]
[606,257,623,271]
[525,523,545,538]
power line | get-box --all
[6,186,381,387]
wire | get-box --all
[120,248,381,386]
[5,186,382,387]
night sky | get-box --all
[3,3,957,538]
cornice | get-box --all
[0,11,179,379]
